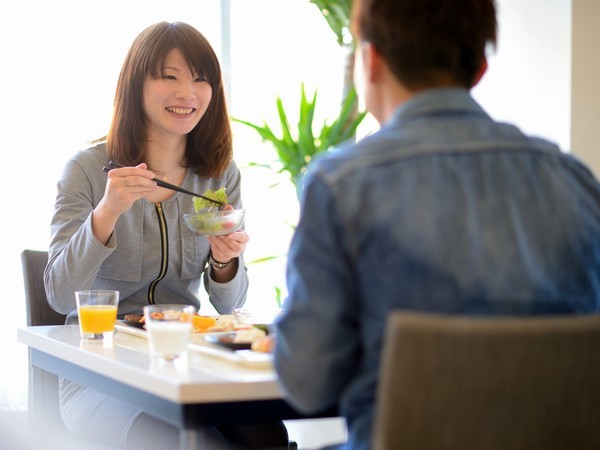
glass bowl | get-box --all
[233,307,282,327]
[183,209,245,236]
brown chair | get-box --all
[372,311,600,450]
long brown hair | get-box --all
[351,0,497,90]
[106,21,232,178]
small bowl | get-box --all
[183,209,245,236]
[233,307,282,327]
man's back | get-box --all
[275,89,600,450]
[275,1,600,449]
[323,89,600,317]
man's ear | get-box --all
[471,58,488,87]
[364,42,384,84]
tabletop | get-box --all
[18,324,282,403]
[17,324,335,449]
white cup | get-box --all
[143,304,196,362]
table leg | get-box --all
[180,427,230,450]
[28,349,63,438]
[179,428,204,450]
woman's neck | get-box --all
[145,136,187,182]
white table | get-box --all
[17,325,334,449]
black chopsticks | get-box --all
[102,161,225,207]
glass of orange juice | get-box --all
[75,290,119,341]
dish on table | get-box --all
[232,307,281,327]
[115,321,272,367]
[204,332,253,350]
[115,320,147,338]
[115,314,234,337]
[188,340,273,367]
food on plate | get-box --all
[234,327,275,353]
[121,313,230,333]
[251,334,275,353]
[207,316,236,332]
[124,314,144,323]
[234,327,275,354]
[233,327,266,343]
[192,315,217,332]
[193,187,228,211]
[206,327,273,352]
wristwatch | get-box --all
[209,253,233,271]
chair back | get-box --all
[21,249,65,326]
[20,250,122,449]
[21,249,65,433]
[372,311,600,450]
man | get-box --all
[274,0,600,449]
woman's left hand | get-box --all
[207,229,249,263]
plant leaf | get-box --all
[297,84,317,160]
[233,82,366,190]
[309,0,353,46]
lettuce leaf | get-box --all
[193,187,228,212]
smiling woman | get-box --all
[0,0,225,410]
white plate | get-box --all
[115,315,235,339]
[188,340,273,368]
[115,322,272,367]
[115,320,146,338]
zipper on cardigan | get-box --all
[148,202,169,305]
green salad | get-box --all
[193,187,228,212]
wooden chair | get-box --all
[372,311,600,450]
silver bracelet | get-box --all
[209,254,233,271]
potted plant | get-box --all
[233,84,366,196]
[233,0,365,197]
[309,0,356,99]
[235,0,364,305]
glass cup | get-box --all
[75,290,119,341]
[143,304,196,362]
[233,307,282,327]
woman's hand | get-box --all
[206,205,249,262]
[206,229,249,283]
[92,163,158,245]
[207,229,249,263]
[206,205,249,282]
[100,163,158,216]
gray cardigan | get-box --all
[45,143,248,323]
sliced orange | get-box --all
[193,315,217,332]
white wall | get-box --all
[572,0,600,174]
[473,0,571,152]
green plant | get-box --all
[233,84,367,193]
[309,0,353,46]
[238,0,363,306]
[234,0,362,194]
[309,0,356,101]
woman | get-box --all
[44,22,286,449]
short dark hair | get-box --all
[351,0,497,89]
[107,21,232,178]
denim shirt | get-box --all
[274,88,600,450]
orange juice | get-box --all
[79,305,118,334]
